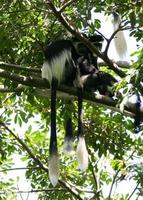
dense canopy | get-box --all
[0,0,143,199]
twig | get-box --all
[104,28,121,57]
[104,16,130,57]
[90,167,101,200]
[59,0,76,12]
[0,167,40,172]
[0,189,66,195]
[26,188,30,200]
[17,181,24,200]
[127,182,140,200]
[58,180,84,200]
[107,170,119,200]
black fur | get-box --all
[134,93,141,133]
[82,71,117,97]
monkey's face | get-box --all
[74,42,90,55]
[78,57,97,75]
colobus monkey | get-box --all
[120,92,142,133]
[42,39,80,186]
[81,70,117,97]
[42,35,103,186]
[112,12,127,60]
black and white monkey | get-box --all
[112,12,142,131]
[42,39,80,187]
[42,35,103,186]
[81,71,117,97]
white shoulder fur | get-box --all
[42,50,72,85]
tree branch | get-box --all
[104,27,123,57]
[0,167,40,172]
[103,18,129,57]
[90,160,101,200]
[0,85,25,93]
[0,69,143,120]
[0,69,48,88]
[0,189,66,195]
[98,60,130,69]
[0,61,131,72]
[0,121,48,171]
[127,182,140,200]
[58,181,83,200]
[107,170,120,200]
[0,62,41,73]
[59,0,76,12]
[0,188,94,195]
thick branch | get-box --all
[0,69,48,88]
[0,62,41,73]
[0,69,143,120]
[0,85,25,93]
[0,69,117,109]
[0,61,131,72]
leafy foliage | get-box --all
[0,0,143,199]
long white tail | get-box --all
[113,13,127,60]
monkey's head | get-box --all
[72,34,103,56]
[78,57,97,75]
[81,71,117,97]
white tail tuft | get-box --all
[76,136,88,171]
[113,15,127,60]
[49,152,60,187]
[63,137,73,153]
